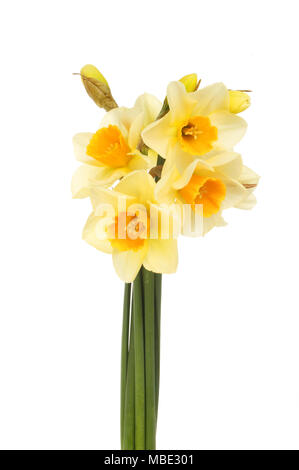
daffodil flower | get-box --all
[72,67,260,451]
[72,94,161,198]
[83,170,178,282]
[142,81,247,173]
[155,153,259,235]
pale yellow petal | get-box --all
[160,152,176,175]
[71,165,98,198]
[235,192,257,210]
[114,170,156,204]
[207,151,243,179]
[127,152,151,170]
[209,111,247,148]
[71,165,95,198]
[134,93,162,124]
[95,167,128,185]
[100,107,133,137]
[90,187,134,212]
[238,165,260,185]
[73,132,103,167]
[71,165,127,198]
[143,239,178,274]
[112,246,147,282]
[172,159,202,190]
[127,149,157,171]
[146,149,158,168]
[128,112,144,150]
[142,112,172,158]
[221,179,247,210]
[191,83,229,116]
[82,212,113,254]
[155,166,180,203]
[202,213,227,235]
[235,166,259,210]
[167,81,195,122]
[170,142,212,175]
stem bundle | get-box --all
[121,269,162,450]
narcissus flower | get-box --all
[72,69,260,452]
[83,170,178,282]
[72,94,161,198]
[142,81,247,171]
[155,153,259,235]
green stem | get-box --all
[143,268,156,449]
[133,270,145,449]
[154,151,163,424]
[120,283,131,447]
[154,273,162,419]
[155,155,165,183]
[156,97,169,120]
[122,305,135,449]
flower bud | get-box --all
[229,90,250,114]
[179,73,198,92]
[81,64,109,87]
[79,64,117,111]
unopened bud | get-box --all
[179,73,198,92]
[229,90,250,114]
[81,64,109,87]
[79,64,117,111]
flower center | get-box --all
[86,125,132,168]
[107,213,149,251]
[179,174,226,217]
[179,116,218,156]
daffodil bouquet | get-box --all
[72,65,259,450]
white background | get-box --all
[0,0,298,450]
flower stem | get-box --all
[120,283,131,447]
[121,269,162,450]
[143,268,156,449]
[122,305,135,449]
[133,270,145,449]
[154,273,162,418]
[153,154,163,424]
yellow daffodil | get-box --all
[142,81,247,173]
[72,94,161,198]
[83,170,178,282]
[155,153,259,235]
[72,68,260,452]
